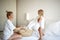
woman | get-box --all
[3,11,21,40]
[27,9,44,40]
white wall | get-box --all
[17,0,60,28]
[0,0,16,31]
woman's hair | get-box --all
[6,11,13,19]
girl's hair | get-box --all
[38,9,44,13]
[38,9,44,16]
[6,11,13,19]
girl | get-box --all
[38,9,44,40]
[27,9,44,40]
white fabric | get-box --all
[27,20,40,31]
[20,36,38,40]
[24,21,60,40]
[43,21,60,40]
[45,21,60,36]
[27,16,44,30]
[3,19,15,40]
[28,21,40,37]
[40,16,44,29]
[34,16,44,29]
[27,20,40,37]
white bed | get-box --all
[43,21,60,40]
[20,36,38,40]
[19,21,60,40]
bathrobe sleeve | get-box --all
[3,20,15,40]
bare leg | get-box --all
[9,33,22,40]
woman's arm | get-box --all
[38,27,43,40]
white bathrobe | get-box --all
[3,19,15,40]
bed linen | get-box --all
[43,21,60,40]
[19,21,60,40]
[43,31,60,40]
[20,36,38,40]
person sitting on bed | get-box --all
[3,11,21,40]
[27,9,44,40]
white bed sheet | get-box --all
[43,31,60,40]
[20,34,60,40]
[19,21,60,40]
[20,36,38,40]
[43,21,60,40]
